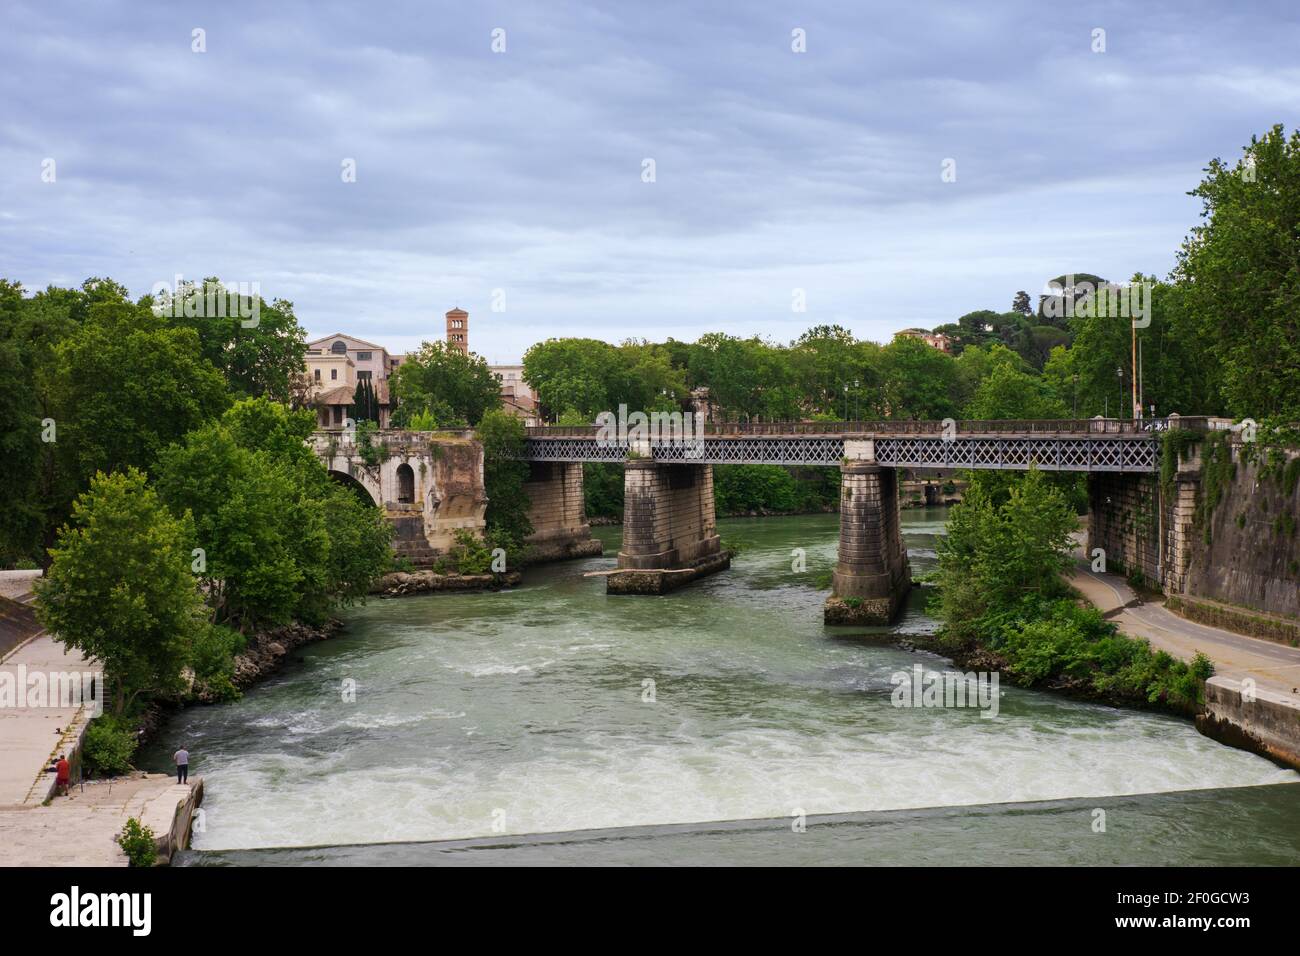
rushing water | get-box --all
[155,510,1300,865]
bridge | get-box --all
[523,418,1183,470]
[313,417,1228,625]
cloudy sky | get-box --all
[2,1,1297,362]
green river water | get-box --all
[157,509,1300,866]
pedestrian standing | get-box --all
[54,753,70,796]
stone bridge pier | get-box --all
[522,462,604,561]
[825,441,912,624]
[610,460,731,594]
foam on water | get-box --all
[149,510,1298,851]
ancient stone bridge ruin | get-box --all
[309,430,601,569]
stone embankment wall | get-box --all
[1088,438,1300,636]
[1178,442,1300,622]
[1198,677,1300,771]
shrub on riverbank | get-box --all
[116,817,157,868]
[958,596,1214,713]
[83,714,141,775]
[930,467,1214,715]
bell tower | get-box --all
[446,307,469,354]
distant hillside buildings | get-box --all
[304,307,538,428]
[894,328,953,353]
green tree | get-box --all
[351,377,378,424]
[49,300,229,484]
[689,334,799,421]
[1177,124,1300,420]
[392,340,501,426]
[878,336,957,419]
[932,467,1077,644]
[0,342,44,563]
[35,469,206,716]
[156,399,391,628]
[951,343,1029,412]
[476,409,534,557]
[964,364,1069,420]
[155,425,311,628]
[788,325,883,418]
[152,278,308,405]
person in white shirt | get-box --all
[173,747,190,784]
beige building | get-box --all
[489,363,540,426]
[307,308,543,428]
[305,333,397,428]
[894,328,953,353]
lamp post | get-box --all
[1116,366,1124,420]
[844,383,849,422]
[1072,373,1079,418]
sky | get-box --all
[2,1,1298,363]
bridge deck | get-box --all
[520,418,1225,472]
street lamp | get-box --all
[1071,373,1079,418]
[1116,366,1124,419]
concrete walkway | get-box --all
[0,773,200,866]
[0,633,100,807]
[1067,557,1300,699]
[0,572,203,865]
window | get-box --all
[331,341,347,354]
[358,370,371,380]
[357,351,371,361]
[331,369,338,380]
[313,369,321,381]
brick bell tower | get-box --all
[446,307,469,354]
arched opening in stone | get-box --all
[328,469,379,507]
[396,463,415,504]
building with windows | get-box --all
[305,333,397,428]
[306,308,544,428]
[489,363,540,426]
[894,328,953,353]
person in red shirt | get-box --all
[54,754,70,796]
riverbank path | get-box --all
[1067,543,1300,700]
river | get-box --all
[156,509,1300,865]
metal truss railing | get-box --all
[522,433,1159,472]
